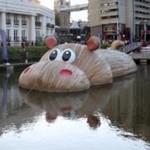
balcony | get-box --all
[6,19,11,25]
[46,23,54,28]
[22,36,27,41]
[47,23,51,28]
[14,36,19,42]
[35,21,41,27]
[14,20,19,25]
[36,36,42,42]
[7,37,11,42]
[22,20,27,26]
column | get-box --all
[30,15,36,43]
[1,12,6,31]
[42,16,46,38]
[18,15,22,42]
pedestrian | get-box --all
[21,42,28,64]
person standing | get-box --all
[21,42,28,64]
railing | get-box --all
[7,37,11,42]
[36,36,42,42]
[14,20,19,25]
[6,19,11,25]
[120,42,142,54]
[14,36,19,42]
[47,23,54,28]
[22,37,27,41]
[22,20,27,25]
[35,21,41,26]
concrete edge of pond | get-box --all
[0,62,35,72]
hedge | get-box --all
[0,46,48,63]
[0,44,110,64]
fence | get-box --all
[120,42,141,54]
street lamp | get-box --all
[117,17,120,40]
[117,0,120,40]
[143,20,147,42]
[140,20,148,42]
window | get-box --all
[22,30,26,37]
[14,15,19,25]
[22,16,27,25]
[6,14,11,25]
[22,30,26,41]
[14,30,18,41]
[6,29,11,41]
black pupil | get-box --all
[49,50,57,60]
[62,51,71,61]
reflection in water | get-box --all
[21,75,135,131]
[21,69,150,143]
[2,73,9,116]
[0,72,41,136]
[21,84,112,129]
[0,66,150,149]
[103,66,150,142]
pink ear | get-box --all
[87,36,100,51]
[45,36,57,49]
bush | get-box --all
[0,46,48,63]
[27,46,48,62]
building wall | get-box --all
[0,0,55,46]
[88,0,150,41]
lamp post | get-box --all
[117,0,120,40]
[140,20,148,42]
[117,17,120,40]
[143,20,147,42]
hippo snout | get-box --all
[19,61,90,92]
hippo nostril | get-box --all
[60,69,72,77]
[23,67,31,74]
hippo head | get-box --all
[19,36,112,92]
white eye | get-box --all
[49,48,62,61]
[62,49,76,63]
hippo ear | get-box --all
[86,36,100,51]
[45,36,57,49]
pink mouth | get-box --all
[60,69,72,77]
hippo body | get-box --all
[19,37,137,92]
[95,50,137,77]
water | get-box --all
[0,65,150,150]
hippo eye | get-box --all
[62,49,76,63]
[49,49,61,61]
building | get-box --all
[54,0,70,28]
[88,0,150,42]
[0,0,55,46]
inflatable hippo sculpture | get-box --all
[19,36,137,92]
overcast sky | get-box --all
[40,0,88,21]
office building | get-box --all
[88,0,150,41]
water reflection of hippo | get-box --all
[19,36,137,92]
[21,86,111,129]
[21,75,135,129]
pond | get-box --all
[0,65,150,150]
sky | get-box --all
[40,0,88,21]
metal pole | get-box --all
[144,21,147,41]
[131,0,134,43]
[117,0,120,40]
